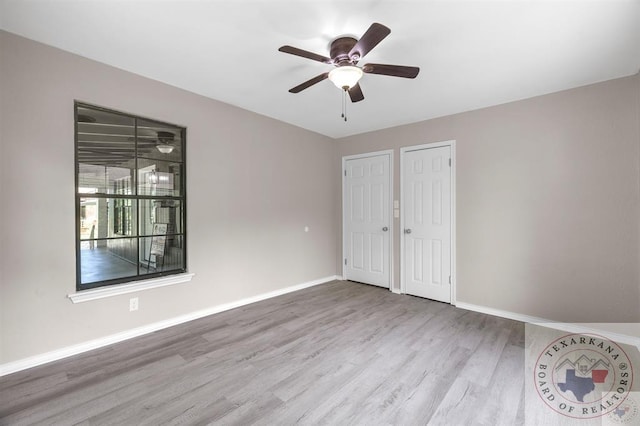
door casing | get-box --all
[400,141,456,304]
[342,150,394,289]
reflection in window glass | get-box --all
[137,159,182,197]
[139,199,182,236]
[80,238,139,284]
[140,235,185,275]
[75,103,186,290]
[77,107,135,195]
[138,119,184,163]
[78,163,135,195]
[79,198,137,240]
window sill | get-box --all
[67,273,195,303]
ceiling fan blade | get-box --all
[278,45,332,64]
[362,63,420,78]
[348,23,391,61]
[288,72,329,93]
[348,83,364,103]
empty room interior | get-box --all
[1,1,640,424]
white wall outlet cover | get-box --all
[304,226,309,232]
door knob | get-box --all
[382,227,388,232]
[405,229,412,234]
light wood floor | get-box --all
[0,281,525,425]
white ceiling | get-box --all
[1,0,639,139]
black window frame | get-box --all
[74,102,187,291]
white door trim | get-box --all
[342,150,394,290]
[400,140,456,304]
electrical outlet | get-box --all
[129,297,139,312]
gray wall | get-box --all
[336,73,640,323]
[0,31,337,364]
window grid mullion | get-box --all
[135,117,140,279]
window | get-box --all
[75,103,186,290]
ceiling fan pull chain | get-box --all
[342,88,348,122]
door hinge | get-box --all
[344,258,347,265]
[449,275,451,284]
[344,170,347,176]
[448,158,451,167]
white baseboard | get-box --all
[0,275,338,377]
[455,301,640,349]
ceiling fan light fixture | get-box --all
[156,144,174,154]
[156,130,175,154]
[328,66,363,90]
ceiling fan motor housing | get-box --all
[330,37,358,65]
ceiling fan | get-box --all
[278,23,420,105]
